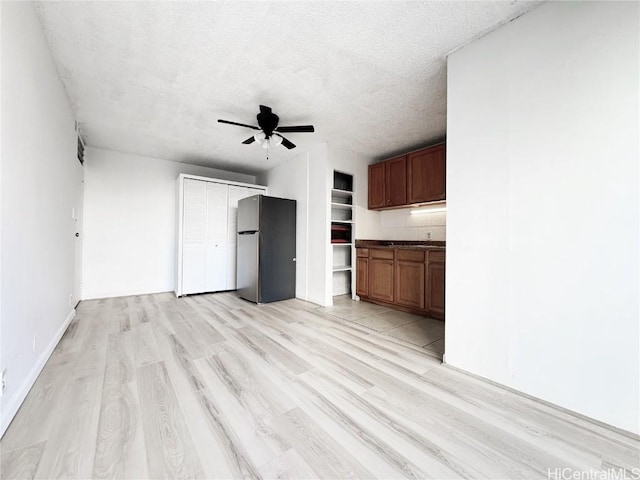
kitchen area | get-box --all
[328,141,446,359]
[172,140,447,359]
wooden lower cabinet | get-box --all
[427,251,445,320]
[369,258,395,303]
[356,246,444,319]
[355,257,369,297]
[395,261,425,310]
[427,262,445,319]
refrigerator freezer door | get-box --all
[237,232,259,302]
[237,195,261,233]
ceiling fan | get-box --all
[218,105,315,150]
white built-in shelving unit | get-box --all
[331,172,354,297]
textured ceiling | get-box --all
[35,1,540,174]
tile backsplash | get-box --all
[379,208,446,241]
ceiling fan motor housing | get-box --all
[257,106,279,137]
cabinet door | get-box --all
[395,260,425,310]
[356,257,369,297]
[227,186,265,289]
[407,145,446,203]
[368,163,385,209]
[182,179,207,294]
[369,258,394,303]
[427,261,445,319]
[385,156,407,207]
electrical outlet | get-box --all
[1,369,6,397]
[32,334,37,352]
[426,231,432,240]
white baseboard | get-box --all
[442,362,640,441]
[295,294,329,307]
[0,308,76,438]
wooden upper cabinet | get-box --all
[385,156,407,207]
[407,144,446,204]
[368,143,445,210]
[368,163,385,209]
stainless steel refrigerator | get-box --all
[237,195,296,303]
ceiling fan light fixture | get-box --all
[271,135,283,147]
[254,131,266,144]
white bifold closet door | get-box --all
[182,179,229,295]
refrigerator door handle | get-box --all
[238,231,258,235]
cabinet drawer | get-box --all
[370,248,394,260]
[356,248,369,258]
[396,249,425,262]
[428,250,445,263]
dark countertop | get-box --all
[355,239,445,250]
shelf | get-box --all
[332,171,354,298]
[331,188,353,198]
[332,265,352,272]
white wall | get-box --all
[258,143,330,306]
[1,2,83,436]
[446,1,639,433]
[257,151,310,302]
[379,209,445,241]
[259,143,384,305]
[82,147,256,299]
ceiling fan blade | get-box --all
[276,125,315,133]
[242,136,255,144]
[218,119,260,130]
[275,133,296,149]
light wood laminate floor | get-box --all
[1,292,638,479]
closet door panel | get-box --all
[205,245,228,292]
[206,182,229,246]
[205,182,229,291]
[181,179,207,294]
[183,179,207,244]
[182,245,206,294]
